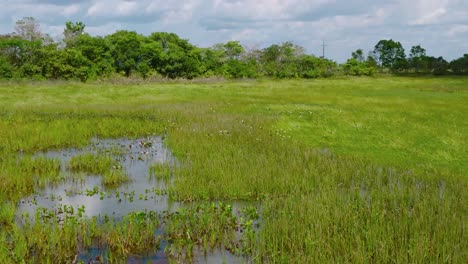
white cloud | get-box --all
[392,0,450,25]
[447,24,468,37]
[211,0,330,20]
[87,0,139,17]
[161,1,200,24]
[63,4,81,17]
[230,28,268,44]
[86,22,122,36]
[409,8,447,25]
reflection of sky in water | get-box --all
[18,137,178,218]
[16,137,246,263]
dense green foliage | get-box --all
[1,18,466,81]
[343,49,376,76]
[368,39,467,75]
[0,77,466,262]
[0,18,336,81]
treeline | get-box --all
[0,18,467,81]
[344,40,468,76]
[0,18,335,81]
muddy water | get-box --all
[17,137,245,264]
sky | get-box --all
[0,0,467,62]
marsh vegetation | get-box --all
[0,77,467,263]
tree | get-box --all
[409,45,427,73]
[70,34,115,76]
[199,47,225,76]
[0,56,13,79]
[366,52,378,69]
[0,35,43,77]
[409,45,426,58]
[344,50,376,76]
[450,54,468,75]
[14,17,51,43]
[427,56,449,75]
[373,39,406,70]
[261,42,305,78]
[294,55,337,78]
[352,49,365,62]
[138,40,161,78]
[106,31,143,77]
[64,21,86,47]
[224,41,244,60]
[343,59,376,76]
[37,46,95,81]
[147,32,202,79]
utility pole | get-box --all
[321,40,327,58]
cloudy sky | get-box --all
[0,0,466,62]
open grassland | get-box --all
[0,77,467,263]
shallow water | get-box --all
[18,136,177,219]
[16,136,248,263]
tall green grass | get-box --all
[68,153,129,187]
[0,77,466,262]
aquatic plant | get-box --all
[67,153,115,175]
[103,211,161,259]
[101,170,129,188]
[149,163,172,182]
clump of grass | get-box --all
[164,202,258,262]
[103,211,161,260]
[67,153,128,188]
[18,156,63,188]
[19,156,61,176]
[67,153,115,175]
[149,163,172,182]
[102,170,129,188]
[18,207,82,263]
[14,206,163,263]
[0,201,16,228]
[0,156,62,198]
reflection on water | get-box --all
[19,137,178,218]
[17,137,247,264]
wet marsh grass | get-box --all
[101,170,130,188]
[68,153,129,188]
[164,202,259,262]
[0,77,467,262]
[103,211,161,259]
[4,202,258,263]
[0,156,63,200]
[67,153,115,175]
[0,201,15,228]
[149,163,172,182]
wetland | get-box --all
[0,77,467,263]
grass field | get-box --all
[0,77,467,263]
